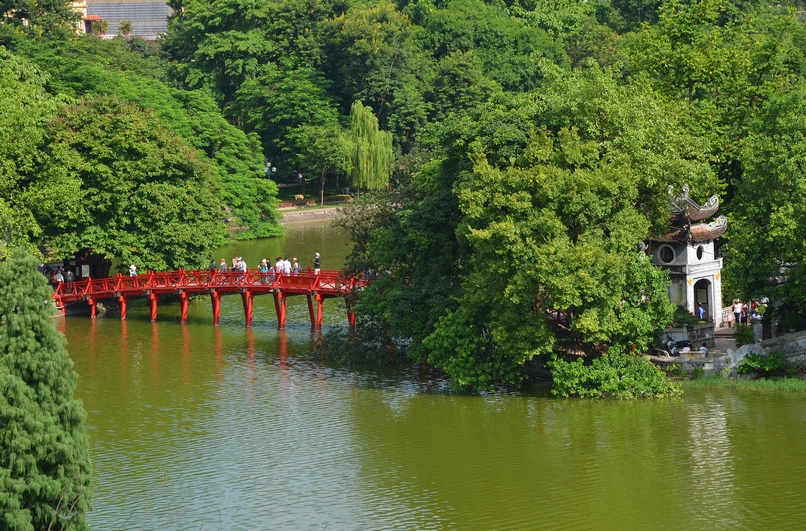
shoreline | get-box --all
[279,205,346,225]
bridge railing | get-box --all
[52,268,356,301]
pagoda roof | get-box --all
[653,216,727,244]
[669,184,720,222]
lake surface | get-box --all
[62,222,806,530]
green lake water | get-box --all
[62,222,806,530]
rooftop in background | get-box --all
[84,0,171,40]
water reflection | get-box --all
[686,399,736,527]
[60,224,806,530]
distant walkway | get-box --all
[279,207,345,224]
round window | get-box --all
[696,245,704,260]
[658,245,675,264]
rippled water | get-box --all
[62,223,806,530]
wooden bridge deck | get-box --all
[52,269,363,329]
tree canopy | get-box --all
[0,252,92,530]
[4,0,806,390]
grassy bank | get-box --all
[682,376,806,391]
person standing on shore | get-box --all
[313,253,320,274]
[732,300,742,325]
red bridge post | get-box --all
[273,292,286,329]
[306,294,316,327]
[118,295,128,320]
[241,290,253,327]
[211,291,221,325]
[88,298,97,319]
[316,294,323,331]
[148,293,158,321]
[179,291,189,324]
[345,298,356,329]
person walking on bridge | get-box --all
[219,258,227,273]
[313,253,321,275]
[129,264,137,277]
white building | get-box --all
[649,185,728,325]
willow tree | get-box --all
[0,252,92,530]
[346,101,393,195]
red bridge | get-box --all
[52,269,364,329]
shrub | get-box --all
[737,351,799,377]
[547,350,681,398]
[734,324,755,347]
[670,306,700,328]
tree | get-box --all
[291,124,349,205]
[91,19,109,37]
[16,36,282,239]
[0,48,55,261]
[24,96,227,272]
[345,101,393,194]
[0,252,92,530]
[118,20,133,36]
[0,0,79,38]
[347,68,714,390]
[725,82,806,313]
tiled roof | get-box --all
[86,2,171,38]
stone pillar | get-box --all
[753,321,763,343]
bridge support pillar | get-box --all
[306,294,316,327]
[148,293,158,322]
[211,291,221,325]
[118,295,128,320]
[179,291,189,324]
[273,292,286,329]
[316,294,323,331]
[345,298,356,329]
[241,290,253,327]
[88,298,97,319]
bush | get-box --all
[670,306,700,328]
[547,350,681,398]
[737,351,799,377]
[734,324,755,347]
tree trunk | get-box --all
[320,167,326,206]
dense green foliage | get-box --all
[34,96,227,271]
[733,324,756,347]
[0,36,281,269]
[737,351,800,377]
[5,0,806,391]
[0,253,92,530]
[548,352,681,398]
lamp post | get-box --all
[265,161,277,179]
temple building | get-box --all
[648,185,728,325]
